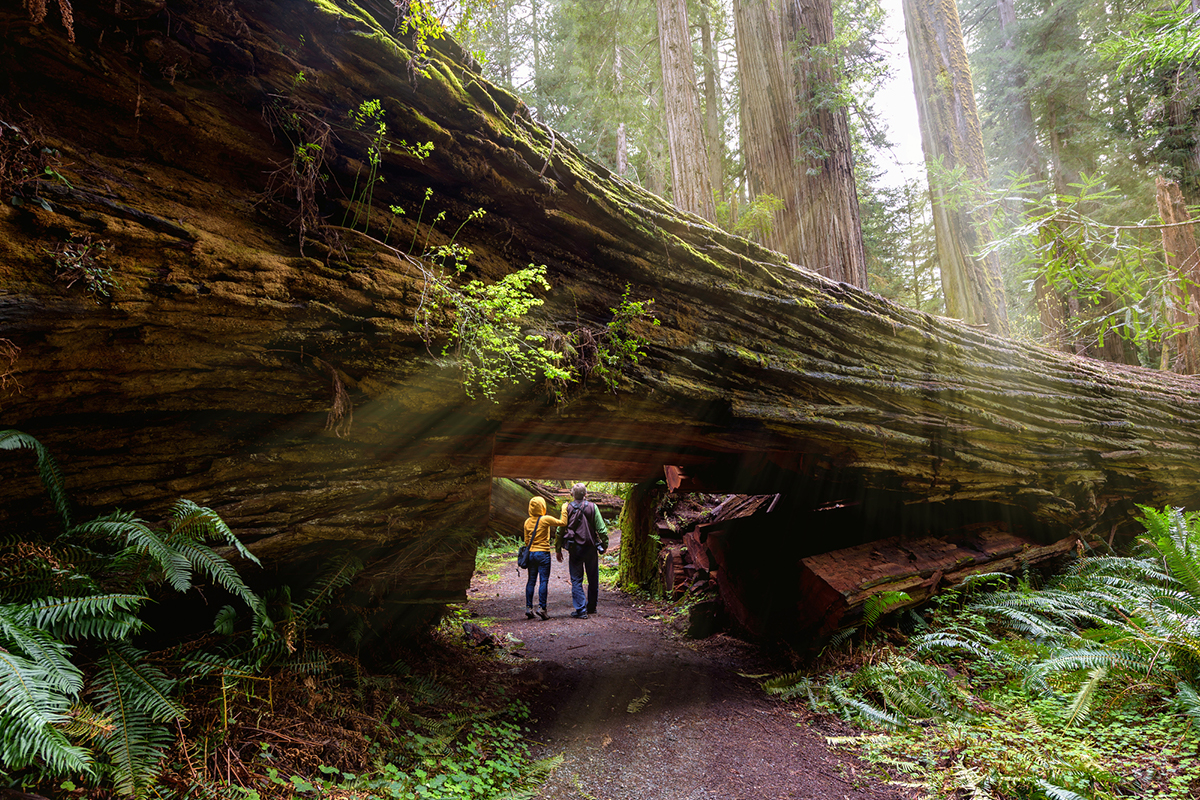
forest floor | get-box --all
[465,531,908,800]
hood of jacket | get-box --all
[527,496,547,517]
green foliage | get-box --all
[416,254,570,400]
[801,506,1200,799]
[716,192,784,243]
[942,165,1178,352]
[593,284,658,393]
[0,430,264,797]
[862,591,912,629]
[343,98,389,234]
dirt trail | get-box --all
[466,534,903,800]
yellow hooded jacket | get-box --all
[523,496,567,553]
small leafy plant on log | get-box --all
[46,234,116,301]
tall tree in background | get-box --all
[735,0,868,286]
[657,0,716,220]
[903,0,1008,333]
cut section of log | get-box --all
[796,526,1077,638]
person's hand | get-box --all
[556,551,563,562]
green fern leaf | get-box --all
[0,429,72,530]
[296,552,363,623]
[28,594,147,641]
[94,643,184,796]
[168,499,261,567]
[72,513,193,592]
[863,591,912,628]
[172,539,263,617]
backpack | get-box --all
[565,501,596,547]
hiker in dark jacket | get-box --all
[555,483,609,619]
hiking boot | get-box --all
[570,611,588,619]
[537,608,549,620]
[525,609,536,620]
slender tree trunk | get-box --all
[615,37,629,177]
[530,0,541,108]
[735,0,867,286]
[996,0,1042,181]
[700,8,723,202]
[902,0,1009,334]
[657,0,716,221]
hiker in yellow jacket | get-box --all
[523,495,567,619]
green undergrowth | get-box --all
[475,534,524,581]
[764,505,1200,800]
[0,430,561,799]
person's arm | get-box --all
[592,504,609,552]
[553,503,568,561]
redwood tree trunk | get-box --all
[1158,176,1200,374]
[735,0,867,286]
[657,0,715,222]
[902,0,1009,334]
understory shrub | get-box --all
[767,506,1200,799]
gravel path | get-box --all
[466,533,905,800]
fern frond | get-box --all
[863,591,912,628]
[1035,647,1151,678]
[171,539,263,616]
[28,594,147,641]
[295,552,363,623]
[1064,666,1107,726]
[0,603,82,694]
[168,499,261,567]
[1033,778,1090,800]
[761,670,808,694]
[0,647,93,776]
[95,643,186,723]
[73,513,192,592]
[1174,680,1200,724]
[0,429,72,530]
[94,643,184,796]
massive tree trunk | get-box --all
[903,0,1009,334]
[1158,176,1200,374]
[8,0,1200,643]
[656,0,715,221]
[734,0,867,286]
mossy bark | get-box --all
[616,480,664,594]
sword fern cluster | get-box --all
[0,430,265,796]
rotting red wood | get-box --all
[795,527,1078,637]
[658,543,689,599]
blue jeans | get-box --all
[568,543,599,613]
[525,551,551,609]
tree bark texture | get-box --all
[5,0,1200,640]
[735,0,867,286]
[656,0,715,222]
[1157,176,1200,374]
[902,0,1009,334]
[700,9,724,201]
[617,480,664,592]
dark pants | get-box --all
[525,550,551,609]
[568,542,599,614]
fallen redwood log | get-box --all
[795,526,1078,638]
[6,0,1200,644]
